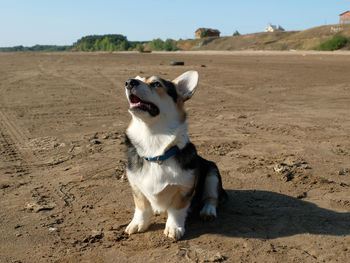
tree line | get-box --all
[0,34,179,52]
[0,45,71,52]
[73,34,140,51]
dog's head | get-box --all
[125,71,198,124]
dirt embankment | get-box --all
[177,24,350,51]
[0,52,350,262]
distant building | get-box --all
[339,11,350,24]
[195,28,220,39]
[264,24,285,32]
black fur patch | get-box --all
[175,143,227,212]
[161,79,178,103]
[174,142,198,170]
[125,135,144,171]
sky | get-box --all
[1,0,349,47]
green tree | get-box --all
[149,38,164,50]
[119,40,130,51]
[100,37,110,51]
[164,39,178,51]
[94,39,101,51]
[107,42,116,51]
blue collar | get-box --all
[144,146,180,164]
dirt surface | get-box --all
[1,51,350,263]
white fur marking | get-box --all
[200,174,219,219]
[164,206,189,240]
[125,207,152,234]
[127,165,194,212]
[173,71,198,100]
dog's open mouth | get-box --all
[129,94,159,116]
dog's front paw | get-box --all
[125,219,150,235]
[164,224,185,240]
[200,203,217,221]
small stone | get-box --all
[0,184,10,189]
[209,252,226,262]
[92,139,101,145]
[274,164,285,173]
[25,202,55,213]
[90,132,98,140]
[296,192,307,199]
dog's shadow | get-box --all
[185,190,350,239]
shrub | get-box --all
[315,35,348,51]
[200,30,207,38]
[233,30,241,36]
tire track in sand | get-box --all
[0,109,37,172]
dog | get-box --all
[124,71,227,240]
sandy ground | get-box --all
[0,51,350,263]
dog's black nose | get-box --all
[125,79,139,90]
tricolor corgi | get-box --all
[124,71,227,240]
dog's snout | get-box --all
[125,79,139,90]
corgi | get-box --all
[124,71,227,240]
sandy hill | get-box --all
[177,24,350,51]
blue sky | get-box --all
[1,0,349,46]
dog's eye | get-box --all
[150,81,161,88]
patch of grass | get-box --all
[315,35,348,51]
[280,43,289,51]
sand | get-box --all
[0,51,349,262]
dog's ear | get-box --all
[173,71,198,101]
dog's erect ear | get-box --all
[173,71,198,101]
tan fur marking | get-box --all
[171,186,194,209]
[154,86,168,98]
[143,77,170,98]
[176,97,186,123]
[144,76,157,85]
[133,189,151,211]
[156,184,195,210]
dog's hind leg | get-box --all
[200,170,220,221]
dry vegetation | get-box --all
[179,24,350,51]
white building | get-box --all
[264,24,285,32]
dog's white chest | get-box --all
[127,159,194,204]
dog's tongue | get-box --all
[129,95,152,110]
[129,94,159,116]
